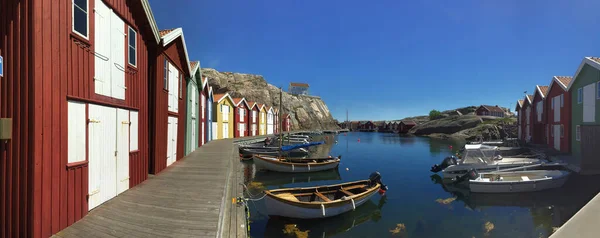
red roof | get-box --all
[555,76,573,88]
[190,61,199,70]
[213,93,230,102]
[537,85,549,98]
[247,101,257,109]
[290,82,309,87]
[590,57,600,64]
[526,94,533,103]
[481,105,505,113]
[232,98,245,106]
[159,28,175,37]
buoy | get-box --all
[357,138,360,142]
[346,168,349,171]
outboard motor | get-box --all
[452,168,479,184]
[369,171,388,192]
[430,156,458,173]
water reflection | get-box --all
[380,134,402,144]
[263,196,387,238]
[430,173,600,236]
[428,138,463,156]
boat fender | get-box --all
[308,164,311,171]
[292,164,295,171]
[351,198,356,210]
[321,204,326,217]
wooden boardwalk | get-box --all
[53,138,250,238]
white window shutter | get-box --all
[94,1,112,97]
[68,101,86,163]
[130,111,139,151]
[110,12,126,100]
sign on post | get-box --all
[0,56,3,77]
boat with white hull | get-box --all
[264,172,388,219]
[467,169,571,193]
[253,155,341,173]
[431,144,543,179]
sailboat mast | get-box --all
[279,87,283,151]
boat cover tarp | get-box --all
[281,141,324,151]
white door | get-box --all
[93,1,111,97]
[110,12,126,100]
[553,125,561,151]
[583,83,596,123]
[222,105,229,121]
[252,124,256,136]
[88,104,117,210]
[201,121,205,145]
[116,109,130,195]
[190,119,196,150]
[239,123,245,137]
[223,122,229,139]
[167,116,178,167]
[212,122,218,140]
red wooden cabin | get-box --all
[248,101,259,136]
[399,120,417,133]
[521,95,534,142]
[149,28,192,174]
[283,114,292,131]
[476,105,506,117]
[233,98,250,137]
[546,76,573,152]
[532,85,549,144]
[0,0,159,236]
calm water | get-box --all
[242,132,600,238]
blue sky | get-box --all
[149,0,600,121]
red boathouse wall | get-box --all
[531,92,547,144]
[546,81,572,152]
[149,38,189,174]
[1,0,154,237]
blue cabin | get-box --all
[207,86,214,142]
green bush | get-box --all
[429,110,443,120]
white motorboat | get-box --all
[468,169,571,193]
[431,144,543,179]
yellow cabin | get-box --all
[259,104,267,135]
[213,93,235,139]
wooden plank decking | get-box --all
[53,138,250,238]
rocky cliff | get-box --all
[404,107,517,141]
[201,68,339,131]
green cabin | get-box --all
[185,61,202,155]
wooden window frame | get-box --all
[128,26,137,67]
[164,59,169,91]
[72,0,89,39]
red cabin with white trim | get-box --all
[546,76,573,152]
[0,0,159,236]
[149,28,192,174]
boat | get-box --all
[239,146,309,158]
[264,172,388,219]
[463,169,571,193]
[431,144,544,178]
[253,154,341,173]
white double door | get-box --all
[553,125,561,151]
[167,116,178,167]
[239,123,245,137]
[88,105,131,210]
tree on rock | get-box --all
[429,110,443,120]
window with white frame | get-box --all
[578,88,583,104]
[73,0,88,38]
[201,94,205,118]
[576,125,581,141]
[536,101,543,122]
[252,111,256,123]
[128,27,137,66]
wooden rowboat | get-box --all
[264,173,387,219]
[253,155,341,173]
